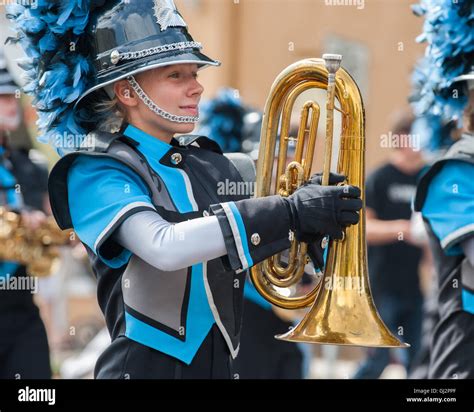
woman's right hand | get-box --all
[283,176,363,240]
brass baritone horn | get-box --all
[249,55,408,348]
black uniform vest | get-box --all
[48,131,253,360]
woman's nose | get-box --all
[188,78,204,96]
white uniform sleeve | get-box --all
[112,210,227,271]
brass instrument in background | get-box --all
[0,206,72,277]
[250,54,408,348]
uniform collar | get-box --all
[122,123,180,159]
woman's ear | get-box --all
[114,79,138,108]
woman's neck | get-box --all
[128,118,174,144]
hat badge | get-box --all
[153,0,187,31]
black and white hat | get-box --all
[76,0,220,106]
[7,0,220,152]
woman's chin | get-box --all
[173,123,196,134]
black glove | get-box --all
[302,234,327,272]
[304,172,346,186]
[299,172,345,270]
[283,178,362,240]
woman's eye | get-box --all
[168,71,198,79]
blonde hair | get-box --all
[91,93,127,133]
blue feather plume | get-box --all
[411,0,474,130]
[6,0,103,156]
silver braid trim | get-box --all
[112,42,202,64]
[127,75,199,124]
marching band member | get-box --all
[0,49,51,379]
[414,77,474,378]
[8,0,362,379]
[412,0,474,378]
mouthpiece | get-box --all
[322,53,342,75]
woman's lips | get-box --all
[180,105,198,116]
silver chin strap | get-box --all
[127,75,199,124]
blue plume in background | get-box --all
[411,0,473,131]
[196,88,247,153]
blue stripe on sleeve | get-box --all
[228,201,254,268]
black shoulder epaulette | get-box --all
[176,134,223,155]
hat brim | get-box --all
[74,50,220,109]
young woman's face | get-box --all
[118,63,204,140]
